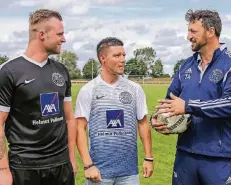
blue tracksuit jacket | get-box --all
[168,44,231,157]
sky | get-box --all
[0,0,231,75]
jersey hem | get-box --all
[9,160,70,170]
[101,171,139,179]
[177,147,231,158]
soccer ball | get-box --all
[157,111,191,134]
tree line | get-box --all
[0,47,184,79]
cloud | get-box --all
[0,30,28,57]
[1,7,231,75]
[0,15,193,74]
[96,0,128,5]
[8,0,90,16]
[12,0,39,7]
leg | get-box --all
[198,156,231,185]
[55,162,75,185]
[172,150,200,185]
[42,162,75,185]
[11,168,41,185]
[114,175,140,185]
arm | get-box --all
[151,70,181,122]
[0,111,13,185]
[166,70,182,99]
[76,117,101,182]
[0,65,14,184]
[151,70,182,134]
[74,86,93,166]
[136,85,154,178]
[64,101,77,175]
[76,117,93,167]
[138,115,154,178]
[185,69,231,118]
[63,66,77,175]
[0,111,9,169]
[138,116,152,159]
[75,85,101,182]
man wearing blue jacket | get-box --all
[152,9,231,185]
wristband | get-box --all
[144,158,154,162]
[84,163,95,170]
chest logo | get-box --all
[96,95,104,100]
[40,92,59,116]
[52,73,65,87]
[184,68,192,80]
[25,78,36,84]
[119,92,132,104]
[209,69,223,83]
[106,110,124,129]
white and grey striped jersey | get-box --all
[75,75,148,178]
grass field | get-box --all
[72,84,177,185]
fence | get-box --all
[71,77,172,85]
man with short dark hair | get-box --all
[152,9,231,185]
[75,37,153,185]
[0,9,76,185]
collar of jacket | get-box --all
[193,43,227,65]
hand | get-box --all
[150,113,170,135]
[70,158,77,177]
[143,160,154,178]
[84,166,102,183]
[156,93,185,117]
[0,168,13,185]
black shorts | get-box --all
[11,162,75,185]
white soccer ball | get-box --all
[157,111,191,134]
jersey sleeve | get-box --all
[63,66,72,102]
[136,85,148,120]
[75,85,92,121]
[0,65,14,112]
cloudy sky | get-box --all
[0,0,231,75]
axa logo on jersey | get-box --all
[106,110,124,129]
[40,92,59,116]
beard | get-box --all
[191,42,205,52]
[190,35,207,52]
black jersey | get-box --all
[0,55,72,169]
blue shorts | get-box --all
[172,150,231,185]
[85,175,139,185]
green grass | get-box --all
[72,85,177,185]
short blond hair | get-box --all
[29,9,63,39]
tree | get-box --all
[162,74,171,78]
[173,59,184,76]
[0,55,9,65]
[52,50,81,79]
[82,58,101,79]
[151,59,164,77]
[125,58,147,76]
[133,47,156,75]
